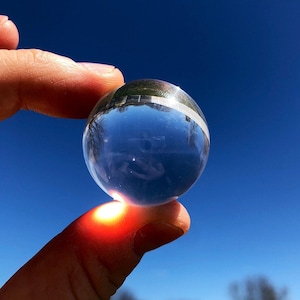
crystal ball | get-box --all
[83,79,210,206]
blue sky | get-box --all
[1,0,300,299]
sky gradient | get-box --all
[1,1,300,299]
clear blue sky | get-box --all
[1,1,300,299]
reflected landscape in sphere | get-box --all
[83,79,210,206]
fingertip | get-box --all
[0,16,19,49]
[130,200,191,255]
[136,200,191,234]
[78,62,125,96]
[98,66,125,94]
[78,62,124,81]
[173,201,191,234]
[61,64,124,119]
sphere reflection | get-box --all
[83,79,210,206]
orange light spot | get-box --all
[93,201,127,225]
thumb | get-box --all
[0,200,190,300]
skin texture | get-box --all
[0,16,191,300]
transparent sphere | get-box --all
[83,79,210,206]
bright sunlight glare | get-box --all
[93,201,127,225]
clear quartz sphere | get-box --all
[83,79,210,206]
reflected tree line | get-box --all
[111,276,289,300]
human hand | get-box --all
[0,16,190,300]
[0,15,124,121]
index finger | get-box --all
[0,49,124,120]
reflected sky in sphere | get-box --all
[83,79,210,206]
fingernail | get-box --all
[134,222,184,256]
[78,62,117,75]
[0,15,9,25]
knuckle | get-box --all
[17,49,51,70]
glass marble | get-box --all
[83,79,210,206]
